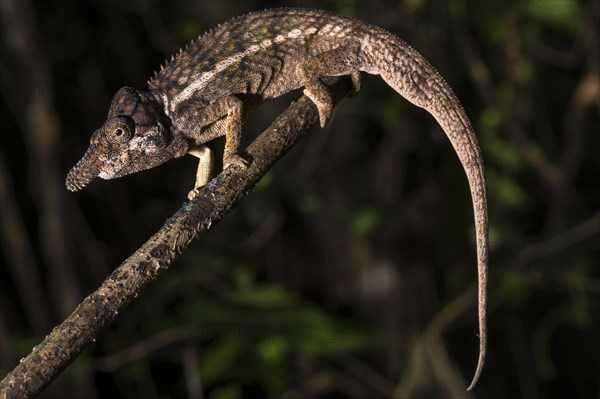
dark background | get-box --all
[1,0,598,398]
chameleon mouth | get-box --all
[65,147,101,191]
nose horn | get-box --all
[65,146,100,191]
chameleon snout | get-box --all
[65,147,101,191]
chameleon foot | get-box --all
[223,154,248,169]
[187,188,201,201]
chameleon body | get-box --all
[66,8,488,390]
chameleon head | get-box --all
[66,87,187,191]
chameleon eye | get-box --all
[104,116,134,144]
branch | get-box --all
[0,80,352,399]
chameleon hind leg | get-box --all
[296,43,362,127]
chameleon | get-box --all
[65,8,489,390]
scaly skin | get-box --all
[66,8,488,389]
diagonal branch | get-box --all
[0,80,352,399]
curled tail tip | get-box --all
[465,364,483,391]
[466,382,477,392]
[465,343,486,391]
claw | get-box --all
[187,188,200,200]
[223,154,248,169]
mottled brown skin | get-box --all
[66,8,488,389]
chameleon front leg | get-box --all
[296,44,362,127]
[185,95,249,169]
[179,95,249,198]
[217,96,248,169]
[187,145,214,200]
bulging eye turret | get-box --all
[104,116,135,144]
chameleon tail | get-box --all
[377,38,489,391]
